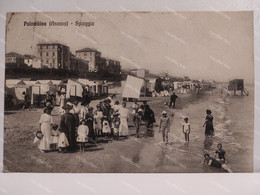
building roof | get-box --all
[36,80,53,85]
[76,48,99,53]
[23,81,36,86]
[51,80,62,85]
[37,42,69,48]
[6,52,25,58]
[24,54,36,59]
[71,55,89,63]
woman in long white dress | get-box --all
[38,107,53,152]
[118,102,129,136]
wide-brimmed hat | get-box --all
[206,109,212,114]
[36,131,43,139]
[66,102,73,106]
[161,110,167,115]
[62,103,73,110]
[80,119,86,124]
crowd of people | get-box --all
[35,94,158,153]
[34,90,231,172]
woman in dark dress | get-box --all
[144,105,156,136]
[85,107,96,143]
[60,104,76,151]
[203,109,214,137]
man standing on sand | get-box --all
[170,92,178,108]
[159,111,171,145]
[60,103,77,151]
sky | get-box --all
[5,12,254,83]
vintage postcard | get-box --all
[4,12,254,173]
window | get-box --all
[53,52,55,56]
[46,59,49,64]
[46,45,48,49]
[46,52,48,57]
[53,59,55,64]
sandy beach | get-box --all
[3,85,254,173]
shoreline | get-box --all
[3,89,253,173]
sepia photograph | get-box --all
[3,11,254,173]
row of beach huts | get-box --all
[120,75,215,100]
[5,78,109,107]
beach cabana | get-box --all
[122,75,145,101]
[77,78,97,96]
[5,79,28,105]
[66,79,84,98]
[36,80,53,94]
[147,78,156,92]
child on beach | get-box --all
[102,115,111,136]
[112,113,120,140]
[77,120,89,152]
[159,111,170,145]
[203,154,232,173]
[215,143,228,163]
[50,124,59,150]
[57,129,69,153]
[182,118,190,142]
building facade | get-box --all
[6,52,25,68]
[70,54,89,75]
[104,58,121,74]
[37,43,70,70]
[24,55,35,67]
[75,48,101,72]
[24,54,41,69]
